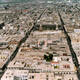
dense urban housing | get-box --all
[0,0,80,80]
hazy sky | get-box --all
[0,0,12,2]
[0,0,26,2]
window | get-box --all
[32,76,34,79]
[63,65,70,69]
[58,79,62,80]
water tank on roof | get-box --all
[53,57,58,62]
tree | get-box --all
[44,54,53,62]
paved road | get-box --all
[58,11,80,80]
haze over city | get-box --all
[0,0,79,3]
